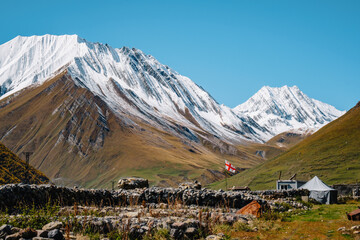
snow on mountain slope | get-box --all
[0,34,270,143]
[0,35,344,143]
[0,35,72,96]
[233,86,345,136]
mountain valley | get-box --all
[0,35,346,187]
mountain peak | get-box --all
[259,85,299,93]
[234,85,345,136]
[4,34,81,46]
[0,34,89,100]
[0,35,344,143]
[1,34,273,143]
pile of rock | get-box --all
[118,177,149,190]
[1,204,253,240]
[0,222,66,240]
[338,225,360,235]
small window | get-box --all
[280,185,288,190]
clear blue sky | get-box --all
[1,0,359,110]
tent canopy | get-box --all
[300,176,335,191]
[300,176,337,204]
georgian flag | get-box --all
[225,160,236,174]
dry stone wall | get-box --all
[0,184,310,211]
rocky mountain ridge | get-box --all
[0,35,344,143]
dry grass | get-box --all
[0,142,49,184]
[213,203,360,240]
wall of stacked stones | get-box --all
[332,184,360,196]
[251,189,309,199]
[0,184,308,211]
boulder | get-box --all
[172,222,187,229]
[10,228,21,234]
[47,229,64,240]
[351,225,360,231]
[118,177,149,190]
[0,224,12,234]
[19,228,37,239]
[5,232,20,240]
[170,228,183,239]
[0,224,12,238]
[205,235,224,240]
[236,200,262,218]
[37,230,49,238]
[42,221,63,231]
[185,227,197,238]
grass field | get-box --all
[215,202,360,240]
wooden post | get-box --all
[22,152,33,184]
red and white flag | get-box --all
[225,160,236,174]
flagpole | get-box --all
[225,171,228,191]
[224,159,237,191]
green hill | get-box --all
[0,142,49,184]
[210,101,360,190]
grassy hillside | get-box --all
[210,101,360,190]
[0,142,49,184]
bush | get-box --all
[143,228,171,240]
[261,210,282,221]
[233,222,253,232]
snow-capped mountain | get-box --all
[0,34,347,187]
[0,35,344,143]
[0,34,270,143]
[233,85,345,136]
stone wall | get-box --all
[0,184,312,212]
[332,184,360,196]
[250,189,309,199]
[0,184,269,211]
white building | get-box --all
[276,180,306,190]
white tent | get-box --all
[300,176,337,204]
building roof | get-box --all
[277,179,306,182]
